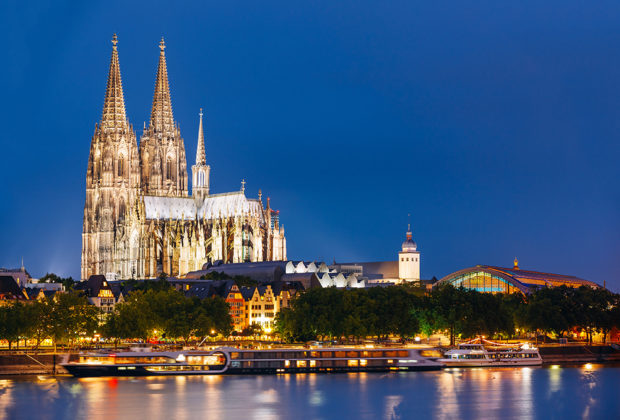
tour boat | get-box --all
[438,342,542,367]
[62,346,443,377]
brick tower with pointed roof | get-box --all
[139,38,188,197]
[82,35,141,280]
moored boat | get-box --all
[62,346,443,377]
[438,341,542,367]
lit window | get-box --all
[360,359,367,367]
[297,360,307,367]
[347,360,359,367]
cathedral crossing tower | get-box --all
[192,109,210,202]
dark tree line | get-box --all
[275,284,620,345]
[0,291,99,350]
[275,286,423,343]
[103,288,232,345]
[38,272,76,290]
[0,284,232,350]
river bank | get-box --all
[1,344,619,376]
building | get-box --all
[82,36,286,281]
[0,276,27,303]
[435,258,601,294]
[184,278,300,332]
[184,260,363,288]
[0,264,30,287]
[241,284,297,333]
[75,275,123,315]
[398,223,420,282]
[333,223,422,285]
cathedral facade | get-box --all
[81,36,286,280]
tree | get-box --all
[241,323,263,338]
[47,291,99,351]
[39,273,75,290]
[18,300,50,349]
[572,286,616,344]
[429,285,473,345]
[524,286,576,342]
[0,303,25,349]
[103,291,154,344]
[104,288,232,344]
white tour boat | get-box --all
[438,340,542,367]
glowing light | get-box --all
[550,365,560,369]
[176,354,186,362]
[414,337,421,342]
[585,363,593,370]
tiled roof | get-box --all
[0,276,25,299]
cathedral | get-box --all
[81,36,286,280]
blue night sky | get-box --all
[1,1,618,290]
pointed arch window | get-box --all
[118,156,126,177]
[119,199,126,222]
[166,158,174,180]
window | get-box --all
[117,157,125,177]
[166,159,174,180]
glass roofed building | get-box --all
[435,258,600,295]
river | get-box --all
[0,365,618,419]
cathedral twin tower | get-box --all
[82,35,286,280]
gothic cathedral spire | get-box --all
[139,37,188,197]
[150,38,174,134]
[101,34,127,131]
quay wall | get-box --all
[539,345,620,363]
[0,354,70,375]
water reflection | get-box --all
[0,367,618,419]
[0,379,13,419]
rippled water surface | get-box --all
[1,365,618,419]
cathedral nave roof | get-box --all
[144,191,263,221]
